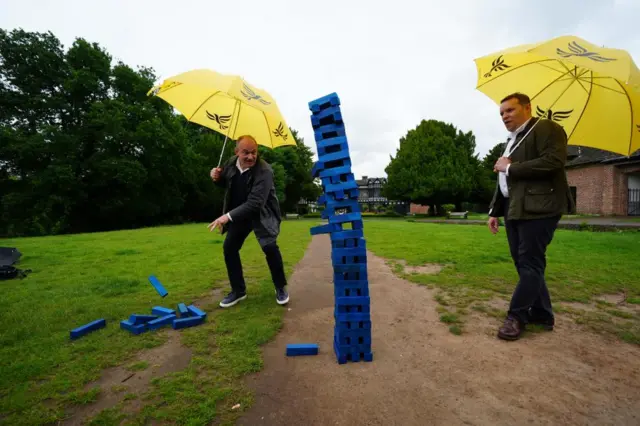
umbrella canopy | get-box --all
[474,35,640,156]
[148,69,296,165]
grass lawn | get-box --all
[362,220,640,343]
[0,221,312,425]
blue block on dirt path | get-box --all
[70,318,106,340]
[310,223,342,236]
[333,263,368,274]
[334,327,372,346]
[286,343,319,356]
[332,256,367,267]
[314,124,346,142]
[147,314,177,330]
[120,319,147,335]
[334,311,371,323]
[129,314,158,325]
[335,318,372,332]
[152,306,175,317]
[309,92,341,113]
[311,106,343,129]
[172,315,205,330]
[334,279,370,295]
[177,303,189,317]
[187,304,207,318]
[148,275,168,298]
[333,336,373,364]
[332,246,367,258]
[334,271,368,282]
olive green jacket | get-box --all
[488,117,576,220]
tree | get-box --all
[0,28,319,237]
[383,119,480,215]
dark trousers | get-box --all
[223,221,287,295]
[504,203,560,324]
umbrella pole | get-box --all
[216,101,240,168]
[507,74,575,157]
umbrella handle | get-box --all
[506,70,574,157]
[216,100,240,168]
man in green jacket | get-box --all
[208,135,289,308]
[488,92,575,341]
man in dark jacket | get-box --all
[488,92,575,341]
[208,135,289,308]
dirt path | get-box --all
[238,234,640,426]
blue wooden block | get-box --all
[333,335,373,364]
[70,318,106,340]
[351,219,364,230]
[314,124,346,142]
[317,194,327,205]
[329,212,362,224]
[334,312,371,323]
[172,315,205,329]
[120,319,147,335]
[334,327,372,346]
[317,145,350,163]
[317,135,348,148]
[334,279,370,297]
[129,314,158,325]
[148,275,168,297]
[325,180,358,194]
[152,306,176,316]
[332,256,367,267]
[318,164,353,179]
[319,142,349,158]
[187,304,207,318]
[335,297,371,314]
[330,229,364,241]
[311,107,343,129]
[331,237,365,249]
[310,223,341,236]
[308,92,340,113]
[335,319,372,332]
[333,263,367,274]
[286,343,319,356]
[177,303,189,317]
[147,314,176,330]
[335,271,368,281]
[333,246,367,257]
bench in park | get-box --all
[285,213,300,220]
[447,211,468,219]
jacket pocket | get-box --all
[523,186,558,214]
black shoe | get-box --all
[219,291,247,308]
[276,287,289,305]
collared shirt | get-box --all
[227,158,252,221]
[498,118,530,198]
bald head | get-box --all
[235,135,258,169]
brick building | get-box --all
[565,147,640,216]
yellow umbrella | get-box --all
[474,35,640,156]
[147,69,296,166]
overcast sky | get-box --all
[2,0,639,178]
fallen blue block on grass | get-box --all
[177,303,189,317]
[286,343,319,356]
[147,314,176,330]
[172,315,205,329]
[148,275,168,297]
[187,304,206,318]
[129,314,158,325]
[152,306,175,316]
[70,318,106,340]
[120,319,147,335]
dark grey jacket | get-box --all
[489,117,576,220]
[215,155,282,247]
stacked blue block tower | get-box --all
[308,92,373,364]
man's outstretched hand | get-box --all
[207,214,230,233]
